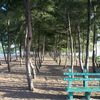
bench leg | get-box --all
[68,92,73,100]
[85,92,91,100]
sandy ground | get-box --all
[0,55,100,100]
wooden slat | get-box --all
[64,78,100,81]
[64,72,100,76]
[66,87,100,92]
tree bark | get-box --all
[58,51,61,66]
[92,6,97,72]
[19,41,22,58]
[58,34,61,66]
[15,43,18,60]
[82,34,85,63]
[24,0,34,91]
[30,59,36,79]
[19,41,22,66]
[73,35,76,66]
[85,0,91,71]
[92,24,96,72]
[42,35,45,61]
[64,37,68,69]
[77,25,83,71]
[68,13,74,72]
[7,20,11,72]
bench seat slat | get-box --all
[66,87,100,92]
[64,78,100,81]
[64,72,100,76]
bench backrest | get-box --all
[64,69,100,88]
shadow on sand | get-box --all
[0,86,66,100]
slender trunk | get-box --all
[85,0,91,71]
[77,25,83,71]
[54,35,57,62]
[24,0,34,91]
[74,45,76,66]
[15,44,18,60]
[95,39,97,57]
[92,6,97,72]
[64,36,69,68]
[19,42,22,58]
[64,6,69,68]
[92,24,96,72]
[58,51,61,66]
[68,13,74,72]
[10,52,11,62]
[30,59,36,79]
[37,34,41,68]
[37,34,40,58]
[7,31,10,72]
[6,19,11,72]
[35,50,39,73]
[64,45,68,68]
[33,35,40,72]
[73,36,76,66]
[42,35,45,61]
[58,35,61,66]
[19,42,22,66]
[82,34,85,63]
[83,0,91,87]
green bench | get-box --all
[64,69,100,100]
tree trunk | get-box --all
[84,0,91,71]
[58,51,61,66]
[37,34,41,69]
[92,6,97,72]
[30,59,36,79]
[74,44,76,66]
[82,34,85,63]
[68,13,74,72]
[42,35,45,61]
[83,0,91,87]
[64,36,69,69]
[58,35,61,66]
[15,43,18,60]
[77,25,83,71]
[10,52,12,62]
[73,35,77,66]
[7,31,10,72]
[19,42,22,66]
[24,0,34,91]
[92,24,96,72]
[54,35,58,62]
[35,50,40,73]
[19,42,22,58]
[7,19,11,72]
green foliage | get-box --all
[0,0,100,55]
[96,56,100,62]
[61,48,66,53]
